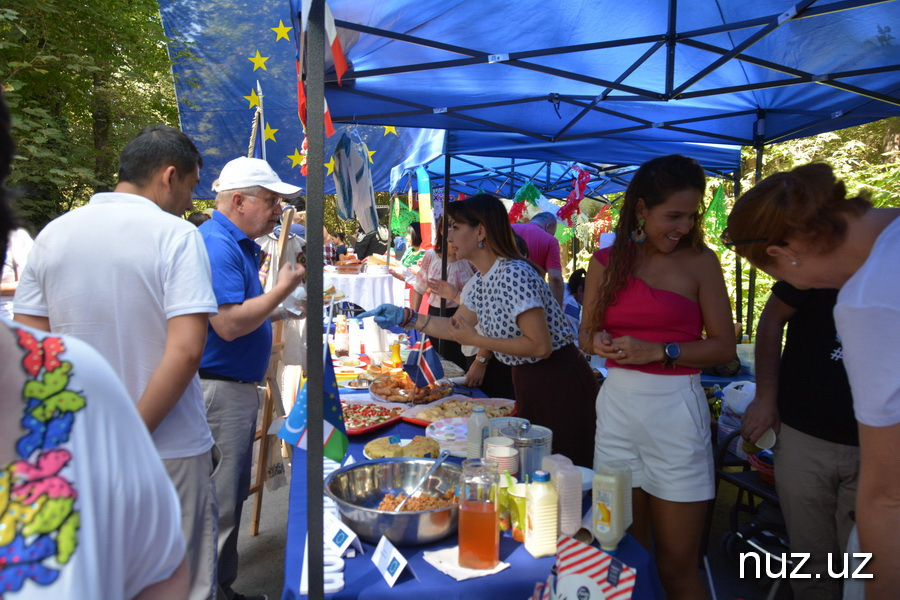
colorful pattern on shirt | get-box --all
[0,328,83,594]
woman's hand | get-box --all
[426,278,460,302]
[464,359,487,387]
[448,315,479,346]
[357,304,404,329]
[596,334,664,365]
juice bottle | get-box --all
[458,459,499,569]
[334,315,349,357]
[525,470,558,558]
[466,404,490,459]
[592,462,633,555]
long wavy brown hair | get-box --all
[589,155,707,336]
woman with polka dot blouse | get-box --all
[362,194,598,466]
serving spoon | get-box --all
[394,449,452,512]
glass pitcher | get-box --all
[458,458,500,569]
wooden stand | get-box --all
[249,208,295,536]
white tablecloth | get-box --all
[323,271,408,311]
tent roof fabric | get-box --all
[323,0,900,146]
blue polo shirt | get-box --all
[198,210,272,382]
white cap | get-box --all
[213,157,303,198]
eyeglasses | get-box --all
[249,193,281,208]
[719,228,771,248]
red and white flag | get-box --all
[554,536,637,600]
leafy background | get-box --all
[2,1,898,336]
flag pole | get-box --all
[257,80,267,162]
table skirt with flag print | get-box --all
[278,353,348,463]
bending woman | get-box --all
[726,162,900,599]
[363,193,597,466]
[580,155,735,600]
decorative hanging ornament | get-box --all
[556,167,591,226]
[508,182,542,224]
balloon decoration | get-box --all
[556,167,591,226]
[508,182,541,224]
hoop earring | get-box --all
[630,218,646,243]
[477,241,484,249]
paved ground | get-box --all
[232,461,793,600]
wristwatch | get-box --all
[476,355,489,364]
[662,342,681,367]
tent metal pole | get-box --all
[305,1,326,598]
[747,145,765,339]
[440,153,451,319]
[733,174,743,330]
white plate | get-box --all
[363,438,412,460]
[333,356,364,368]
[333,366,365,376]
[426,417,469,458]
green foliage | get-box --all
[1,0,179,229]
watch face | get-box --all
[666,343,681,360]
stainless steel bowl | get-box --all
[324,457,462,545]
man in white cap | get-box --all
[197,157,305,600]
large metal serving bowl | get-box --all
[324,457,462,546]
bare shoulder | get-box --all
[686,246,725,273]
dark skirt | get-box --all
[511,344,598,468]
[427,305,468,371]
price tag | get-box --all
[372,535,410,587]
[607,556,624,587]
[324,511,363,556]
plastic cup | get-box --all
[484,436,514,453]
[508,483,528,542]
[756,428,777,450]
[497,475,517,531]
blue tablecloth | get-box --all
[282,388,664,599]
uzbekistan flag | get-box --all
[403,337,445,387]
[278,352,348,463]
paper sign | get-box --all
[372,535,409,587]
[324,511,363,556]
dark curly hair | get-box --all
[590,155,707,338]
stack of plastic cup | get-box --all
[485,445,519,476]
[484,436,514,455]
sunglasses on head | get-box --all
[719,228,786,248]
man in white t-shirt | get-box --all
[13,125,221,600]
[1,226,33,318]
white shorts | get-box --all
[593,368,714,502]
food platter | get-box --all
[368,374,453,405]
[363,438,412,460]
[340,399,407,435]
[403,396,516,426]
[425,417,469,457]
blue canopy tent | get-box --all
[158,2,900,597]
[296,2,900,593]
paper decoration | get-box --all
[508,182,542,224]
[556,167,591,226]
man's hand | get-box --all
[741,397,780,444]
[275,262,305,294]
[358,304,405,329]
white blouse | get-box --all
[460,257,574,366]
[413,249,476,309]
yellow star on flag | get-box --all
[248,50,269,71]
[324,156,335,175]
[264,123,279,142]
[367,149,377,164]
[271,20,291,41]
[244,89,260,109]
[383,126,398,136]
[288,148,304,168]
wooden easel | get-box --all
[249,207,295,536]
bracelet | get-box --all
[420,314,432,333]
[401,310,419,331]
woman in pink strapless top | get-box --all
[580,155,736,600]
